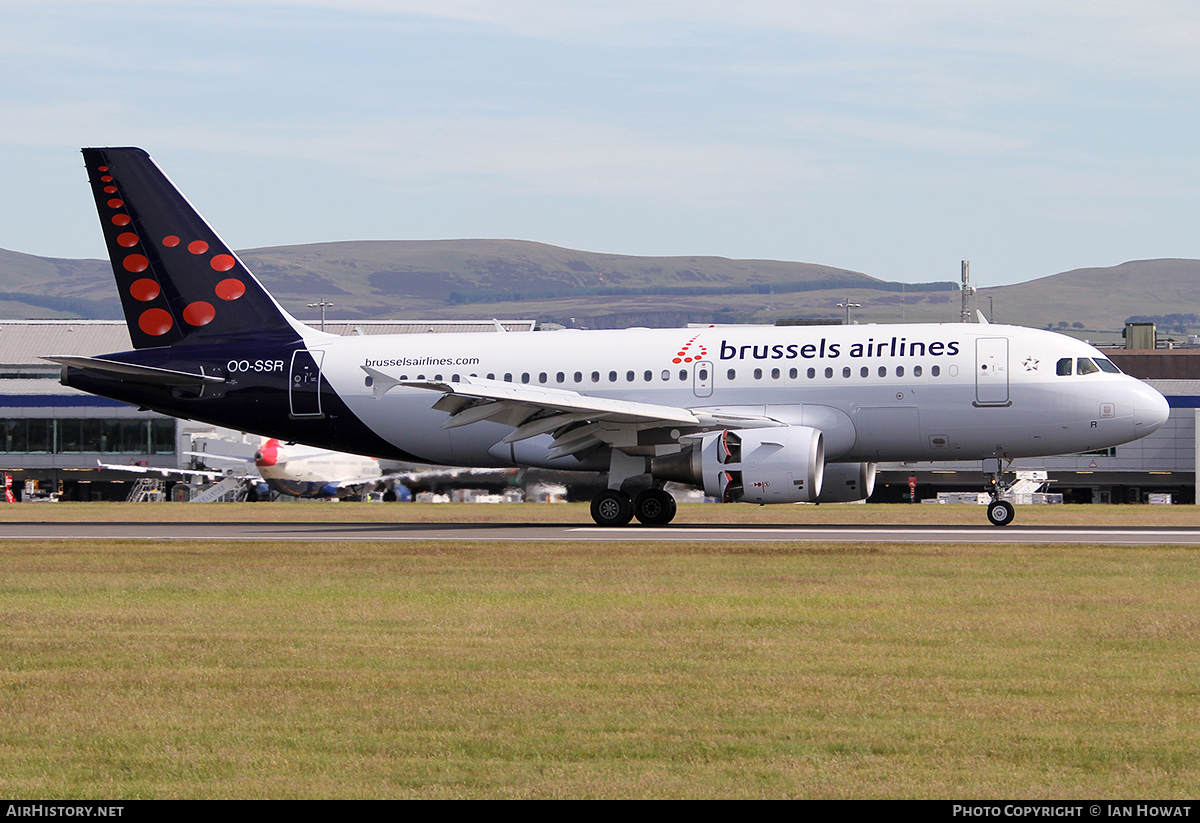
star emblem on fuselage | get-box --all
[1023,357,1039,371]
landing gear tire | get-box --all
[634,488,677,525]
[987,499,1016,527]
[591,489,634,526]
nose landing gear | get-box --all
[985,458,1016,526]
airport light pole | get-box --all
[308,301,334,332]
[837,297,861,325]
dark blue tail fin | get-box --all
[82,147,305,349]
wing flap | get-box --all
[401,376,701,426]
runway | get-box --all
[4,520,1200,544]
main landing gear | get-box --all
[590,488,677,526]
[984,457,1017,527]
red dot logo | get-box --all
[162,235,180,247]
[122,254,149,273]
[130,279,160,301]
[103,186,117,194]
[669,334,706,364]
[210,254,235,272]
[183,301,216,327]
[117,232,139,248]
[188,240,209,255]
[100,175,113,182]
[112,214,131,226]
[107,199,123,208]
[215,278,246,301]
[138,308,173,336]
[97,166,108,172]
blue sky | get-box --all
[3,1,1199,286]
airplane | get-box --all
[208,437,518,500]
[47,147,1170,527]
[198,437,395,500]
[104,432,528,501]
[97,436,395,500]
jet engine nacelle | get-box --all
[814,462,876,503]
[652,426,824,504]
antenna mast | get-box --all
[960,260,974,323]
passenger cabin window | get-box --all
[913,366,922,377]
[754,368,763,379]
[1057,358,1072,376]
[662,370,670,380]
[1077,358,1100,376]
[727,369,736,380]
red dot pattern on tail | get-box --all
[96,161,248,336]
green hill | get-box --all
[2,240,1196,337]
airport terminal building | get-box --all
[3,319,1199,503]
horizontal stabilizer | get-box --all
[45,355,225,386]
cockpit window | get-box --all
[1077,358,1100,376]
[1095,359,1121,374]
[1056,358,1072,376]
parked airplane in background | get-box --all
[101,437,397,500]
[50,148,1169,526]
[199,437,396,500]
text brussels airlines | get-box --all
[719,337,962,362]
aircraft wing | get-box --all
[96,460,234,481]
[370,370,780,459]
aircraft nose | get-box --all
[1133,382,1170,436]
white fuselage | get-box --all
[297,321,1168,469]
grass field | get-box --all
[2,504,1198,798]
